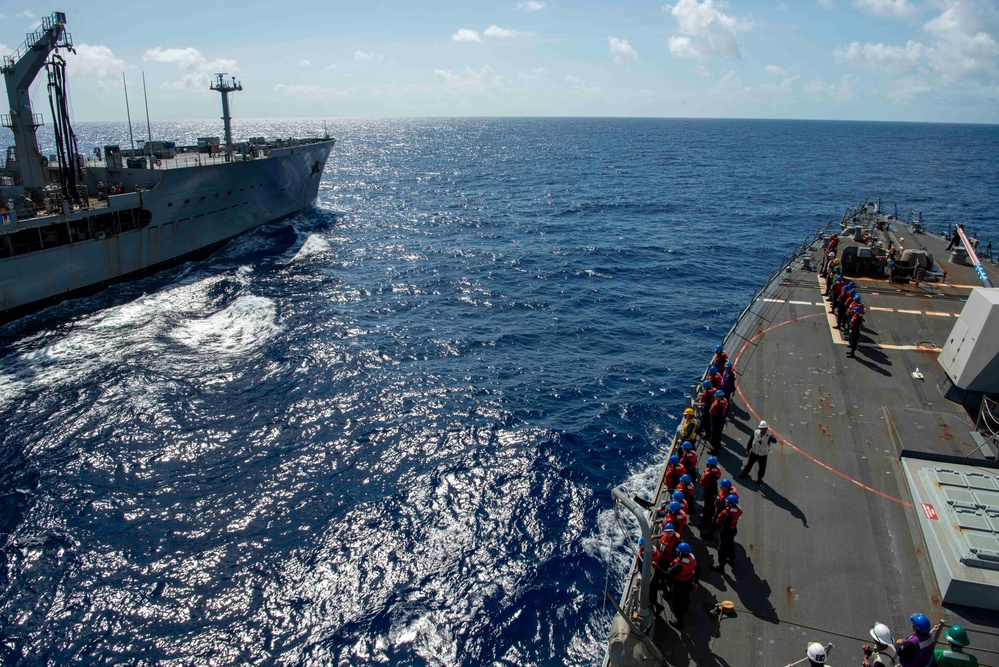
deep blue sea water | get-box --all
[1,118,997,665]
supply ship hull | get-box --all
[1,11,335,324]
[604,202,999,667]
[0,140,334,322]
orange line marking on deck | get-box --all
[732,309,913,508]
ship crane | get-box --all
[1,11,73,196]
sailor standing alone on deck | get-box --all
[738,420,777,484]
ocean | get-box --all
[1,118,997,665]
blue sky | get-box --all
[2,0,997,123]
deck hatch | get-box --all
[954,508,992,531]
[966,472,998,492]
[934,469,967,487]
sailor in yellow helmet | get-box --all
[678,407,697,444]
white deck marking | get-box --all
[812,274,944,351]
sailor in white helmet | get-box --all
[785,642,833,667]
[863,623,898,667]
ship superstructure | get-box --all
[0,12,335,323]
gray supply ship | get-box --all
[604,202,999,666]
[1,12,335,324]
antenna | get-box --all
[210,73,242,162]
[142,71,153,159]
[122,72,135,153]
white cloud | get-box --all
[713,70,800,106]
[665,0,747,60]
[834,40,926,72]
[434,69,459,82]
[923,0,999,83]
[299,59,311,67]
[852,0,915,18]
[273,84,347,101]
[452,28,482,42]
[353,51,383,62]
[432,65,510,92]
[804,75,854,101]
[143,47,238,92]
[668,36,701,60]
[765,64,787,75]
[884,75,933,102]
[66,44,126,79]
[817,0,835,8]
[484,25,530,39]
[608,36,638,63]
[516,1,546,11]
[563,75,601,94]
[0,43,11,57]
[519,67,546,80]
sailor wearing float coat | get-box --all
[738,421,777,484]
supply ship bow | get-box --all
[605,202,999,666]
[1,12,335,323]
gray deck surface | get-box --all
[645,223,999,666]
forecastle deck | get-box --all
[606,208,999,667]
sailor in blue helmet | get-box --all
[698,380,716,439]
[710,494,742,575]
[721,361,737,401]
[664,454,686,489]
[698,456,721,527]
[679,440,698,477]
[665,542,701,631]
[847,304,865,357]
[896,613,938,667]
[837,288,857,329]
[709,389,729,455]
[711,345,728,370]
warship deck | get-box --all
[621,215,999,666]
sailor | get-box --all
[895,613,938,667]
[945,227,960,251]
[825,257,843,293]
[677,408,697,444]
[679,440,698,477]
[721,361,737,402]
[708,365,722,389]
[847,305,865,357]
[676,474,695,508]
[665,542,700,631]
[670,490,689,515]
[837,288,857,329]
[829,274,845,306]
[658,522,681,563]
[784,642,833,667]
[665,501,689,534]
[698,457,721,525]
[697,380,716,439]
[863,623,898,667]
[709,389,729,455]
[933,625,978,667]
[663,455,686,490]
[840,293,863,332]
[711,345,729,370]
[738,420,777,484]
[710,494,742,575]
[700,479,737,539]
